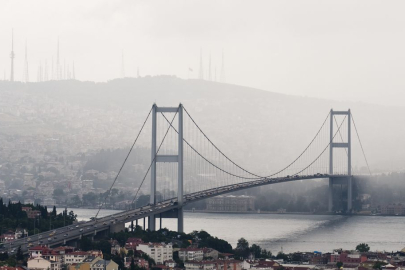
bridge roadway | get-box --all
[1,173,349,255]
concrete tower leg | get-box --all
[347,110,352,213]
[177,104,184,233]
[347,177,352,212]
[149,104,157,231]
[328,109,334,212]
[328,178,333,212]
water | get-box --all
[58,208,405,254]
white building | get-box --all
[184,261,216,270]
[179,248,204,261]
[28,257,61,270]
[137,242,173,264]
[64,251,89,264]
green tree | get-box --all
[130,258,136,270]
[336,262,343,268]
[356,243,370,252]
[373,261,387,270]
[80,237,93,251]
[276,252,289,261]
[16,246,24,261]
[235,238,250,258]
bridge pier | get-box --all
[178,207,183,232]
[328,178,333,212]
[347,176,353,212]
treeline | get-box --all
[0,200,77,235]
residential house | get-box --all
[28,256,62,270]
[203,248,219,260]
[125,238,143,251]
[65,251,90,265]
[179,248,204,261]
[90,259,119,270]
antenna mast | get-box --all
[10,29,15,82]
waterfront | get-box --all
[58,208,405,254]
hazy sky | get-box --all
[1,1,405,106]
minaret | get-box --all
[198,49,203,80]
[220,49,225,83]
[121,50,125,78]
[10,29,15,82]
[137,67,140,78]
[208,53,211,81]
[23,40,29,82]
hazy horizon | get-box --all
[2,1,405,107]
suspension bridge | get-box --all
[2,104,370,254]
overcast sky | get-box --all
[1,1,405,106]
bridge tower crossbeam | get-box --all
[328,109,352,213]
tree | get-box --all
[236,238,249,250]
[356,243,370,252]
[235,238,250,258]
[373,261,387,270]
[16,245,24,261]
[276,252,289,261]
[336,262,343,268]
[130,257,136,270]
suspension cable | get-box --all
[351,112,372,175]
[183,106,331,179]
[94,106,153,220]
[293,115,347,176]
[131,108,179,205]
[183,106,262,178]
[161,113,254,179]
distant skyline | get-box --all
[1,1,405,107]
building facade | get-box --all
[179,248,204,261]
[137,243,173,264]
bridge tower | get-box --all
[149,104,184,232]
[328,109,352,213]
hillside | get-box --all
[0,76,404,173]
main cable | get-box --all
[94,106,153,220]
